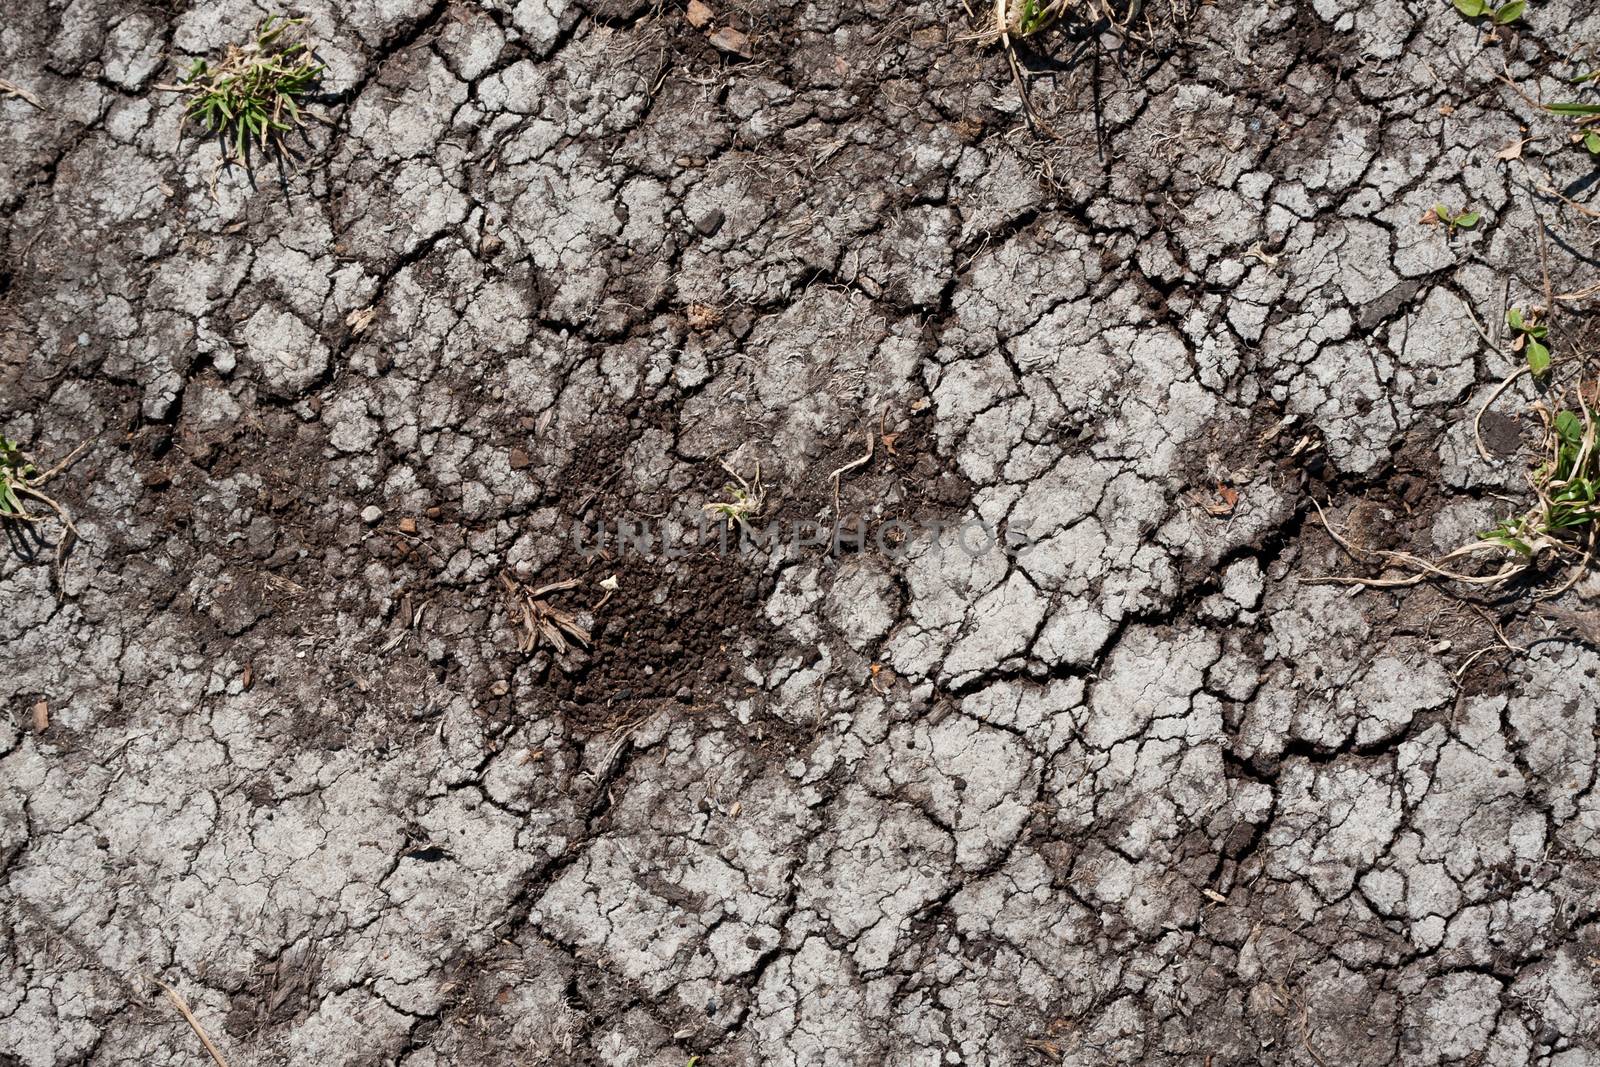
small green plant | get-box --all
[702,461,764,534]
[1429,203,1482,236]
[178,15,322,163]
[0,437,37,518]
[1479,397,1598,560]
[1312,380,1599,594]
[1507,307,1551,376]
[999,0,1127,38]
[1453,0,1525,24]
[1012,0,1057,36]
[0,436,90,586]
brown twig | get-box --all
[829,418,877,518]
[152,978,233,1067]
[3,439,92,590]
[0,76,44,109]
[502,574,590,654]
[1303,498,1529,589]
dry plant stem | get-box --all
[829,422,876,518]
[502,574,590,654]
[1469,603,1527,655]
[1556,281,1600,302]
[30,439,92,484]
[1298,999,1332,1067]
[0,76,44,109]
[6,439,92,587]
[1537,180,1600,220]
[1455,294,1498,353]
[993,0,1047,134]
[151,978,232,1067]
[1302,500,1529,589]
[1454,645,1499,682]
[529,577,582,599]
[1317,375,1600,593]
[1539,545,1593,598]
[1533,390,1600,598]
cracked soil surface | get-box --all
[6,0,1600,1063]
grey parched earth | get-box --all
[7,0,1600,1062]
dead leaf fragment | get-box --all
[502,574,591,655]
[1496,136,1533,162]
[686,302,723,330]
[345,306,377,335]
[32,700,48,733]
[708,26,751,57]
[685,0,714,28]
[241,665,254,691]
[1191,481,1240,518]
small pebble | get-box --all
[708,26,751,56]
[694,208,725,237]
[361,505,383,525]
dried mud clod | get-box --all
[10,0,1600,1063]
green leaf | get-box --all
[1527,338,1551,376]
[1585,130,1600,154]
[1555,409,1584,446]
[1454,0,1489,15]
[1507,307,1525,330]
[1493,0,1525,22]
[1480,524,1533,555]
[1546,102,1600,115]
[1456,211,1481,228]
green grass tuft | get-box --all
[180,14,322,163]
[0,436,37,518]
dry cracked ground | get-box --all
[6,0,1600,1063]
